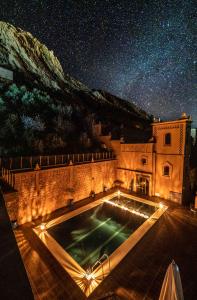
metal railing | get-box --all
[1,168,15,189]
[91,253,111,280]
[1,151,116,189]
[0,151,116,171]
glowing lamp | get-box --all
[40,223,46,231]
[159,202,164,209]
[85,271,95,281]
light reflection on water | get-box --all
[47,197,157,269]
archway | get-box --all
[136,175,149,195]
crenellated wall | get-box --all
[4,160,117,224]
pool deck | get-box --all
[14,189,197,300]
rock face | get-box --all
[0,21,149,121]
[0,22,151,155]
[93,90,148,119]
[0,21,88,91]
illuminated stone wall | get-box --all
[118,143,153,172]
[115,118,191,203]
[3,191,19,221]
[8,160,116,224]
[154,154,184,201]
[116,143,153,193]
[152,119,190,203]
[4,118,191,224]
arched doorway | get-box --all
[136,175,149,195]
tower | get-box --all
[152,113,192,204]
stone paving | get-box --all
[14,190,197,300]
[0,191,34,300]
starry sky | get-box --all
[0,0,196,126]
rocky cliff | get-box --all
[0,21,88,91]
[0,22,151,155]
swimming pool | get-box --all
[47,196,156,270]
[34,192,167,296]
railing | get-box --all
[0,151,116,171]
[91,253,111,280]
[1,168,15,188]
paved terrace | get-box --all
[0,190,34,300]
[12,189,197,300]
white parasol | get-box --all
[159,260,184,300]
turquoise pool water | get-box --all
[47,196,157,270]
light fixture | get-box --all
[40,223,46,231]
[159,202,164,209]
[84,271,95,281]
[105,199,149,219]
[117,190,121,198]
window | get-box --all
[141,158,147,165]
[163,165,170,176]
[164,133,171,145]
[162,162,172,177]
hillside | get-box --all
[0,21,152,156]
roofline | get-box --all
[151,118,192,126]
[122,142,154,145]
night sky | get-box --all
[1,0,196,126]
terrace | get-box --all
[0,151,116,188]
[9,188,197,300]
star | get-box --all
[0,0,196,126]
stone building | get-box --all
[95,113,192,204]
[2,113,192,225]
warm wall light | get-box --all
[117,190,121,198]
[84,271,95,281]
[159,202,164,209]
[105,199,149,219]
[40,223,46,231]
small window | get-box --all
[165,133,171,145]
[141,158,147,165]
[163,165,170,176]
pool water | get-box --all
[47,196,157,270]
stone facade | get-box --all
[95,116,192,204]
[117,143,154,195]
[117,117,191,204]
[4,160,117,224]
[3,116,192,224]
